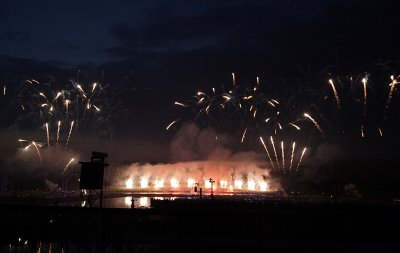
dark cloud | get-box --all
[44,41,81,51]
[0,30,31,42]
[107,0,400,69]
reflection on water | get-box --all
[82,196,152,208]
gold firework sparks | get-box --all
[62,158,75,174]
[304,113,323,134]
[362,77,368,118]
[378,127,383,137]
[289,142,296,172]
[174,101,186,107]
[270,136,280,168]
[55,91,62,100]
[92,82,97,93]
[289,123,301,130]
[241,128,248,143]
[39,92,46,99]
[296,147,307,171]
[93,104,101,112]
[385,75,399,111]
[271,99,279,105]
[232,72,236,86]
[65,121,74,149]
[166,119,179,130]
[76,84,85,93]
[222,95,231,101]
[45,123,50,147]
[56,121,61,145]
[328,79,340,109]
[361,124,365,138]
[32,141,43,168]
[281,141,285,173]
[259,137,275,170]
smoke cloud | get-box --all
[114,122,281,191]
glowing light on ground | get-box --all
[187,179,195,187]
[170,178,179,188]
[259,182,269,192]
[125,178,133,188]
[139,197,149,207]
[155,179,164,188]
[219,180,228,189]
[140,178,148,188]
[234,180,243,189]
[247,180,256,191]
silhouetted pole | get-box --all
[209,178,215,199]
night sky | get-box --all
[1,0,400,165]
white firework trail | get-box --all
[328,79,340,109]
[289,123,301,130]
[45,123,50,147]
[281,141,285,173]
[270,136,280,168]
[362,77,368,118]
[32,141,43,168]
[65,121,74,149]
[56,121,61,145]
[241,128,248,143]
[62,158,75,174]
[289,142,296,172]
[304,113,323,135]
[166,119,179,130]
[296,147,307,171]
[259,137,275,170]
